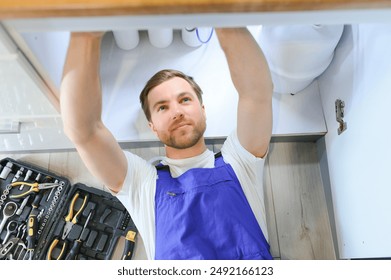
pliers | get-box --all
[9,182,60,199]
[47,191,89,260]
[46,238,67,260]
[61,191,89,240]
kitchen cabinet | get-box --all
[318,24,391,259]
[1,0,391,260]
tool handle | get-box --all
[65,192,79,222]
[47,238,67,260]
[47,239,58,260]
[72,194,89,224]
[121,230,136,260]
[9,187,35,199]
[32,192,43,208]
[26,214,37,252]
[65,239,82,260]
[26,193,43,256]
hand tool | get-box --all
[0,162,13,179]
[2,220,18,245]
[19,169,33,190]
[34,173,42,182]
[37,208,45,221]
[16,222,26,239]
[25,192,43,260]
[46,237,68,260]
[121,230,137,260]
[47,191,89,260]
[46,181,57,202]
[62,191,89,240]
[65,210,93,260]
[0,237,19,260]
[9,181,60,199]
[0,201,18,233]
[37,208,45,236]
[16,195,30,216]
[10,240,27,260]
[12,167,24,183]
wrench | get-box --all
[2,220,18,245]
[0,237,19,259]
[16,222,27,239]
[0,201,17,234]
[10,240,27,260]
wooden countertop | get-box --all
[0,0,390,19]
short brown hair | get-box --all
[139,69,203,121]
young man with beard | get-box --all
[60,27,273,260]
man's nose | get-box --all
[172,104,184,120]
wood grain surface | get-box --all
[0,0,390,19]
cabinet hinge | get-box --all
[335,99,347,135]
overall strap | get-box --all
[155,164,169,171]
[155,152,223,171]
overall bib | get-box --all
[154,153,273,260]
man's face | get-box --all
[147,77,206,149]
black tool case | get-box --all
[0,157,137,260]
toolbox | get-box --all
[0,157,137,260]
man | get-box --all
[60,28,273,260]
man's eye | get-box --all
[158,105,166,111]
[181,97,190,103]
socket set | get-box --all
[0,157,137,260]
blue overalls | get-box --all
[154,152,273,260]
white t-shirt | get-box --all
[114,130,268,260]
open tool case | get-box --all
[0,157,137,260]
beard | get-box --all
[158,118,206,150]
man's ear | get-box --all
[148,121,158,137]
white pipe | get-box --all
[148,28,173,48]
[113,29,140,50]
[181,27,201,47]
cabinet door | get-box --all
[318,24,391,259]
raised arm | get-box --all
[60,32,127,192]
[215,28,273,158]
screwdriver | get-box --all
[65,210,93,260]
[26,192,43,259]
[26,176,53,259]
[121,230,137,260]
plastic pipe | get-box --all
[148,28,173,48]
[113,29,140,50]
